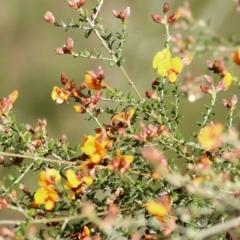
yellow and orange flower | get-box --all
[153,49,183,83]
[34,187,59,210]
[108,150,134,174]
[84,71,106,90]
[65,169,93,189]
[198,123,224,151]
[64,169,93,199]
[38,169,61,188]
[111,108,135,127]
[81,132,112,164]
[51,86,70,104]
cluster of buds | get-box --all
[103,108,135,136]
[207,58,227,77]
[200,72,233,94]
[112,7,130,22]
[107,150,134,175]
[151,3,181,24]
[55,37,74,55]
[134,123,171,142]
[21,119,47,151]
[222,95,238,111]
[52,67,105,114]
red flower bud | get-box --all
[163,3,170,14]
[151,14,165,24]
[200,84,213,94]
[61,73,68,85]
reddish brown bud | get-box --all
[145,91,158,99]
[151,14,165,24]
[70,80,76,89]
[163,3,170,14]
[61,73,68,85]
[55,37,74,55]
[200,84,213,94]
[43,11,55,23]
[168,11,181,23]
[19,184,30,194]
[222,99,231,109]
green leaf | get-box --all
[48,230,57,238]
[7,174,15,181]
[69,17,74,24]
[85,29,92,38]
[94,17,102,23]
[35,159,43,165]
[109,60,115,67]
[196,121,202,126]
[83,50,90,57]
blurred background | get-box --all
[1,0,240,228]
[0,0,239,142]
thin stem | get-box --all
[191,217,240,239]
[0,151,76,166]
[200,88,216,128]
[83,10,143,101]
[9,161,35,190]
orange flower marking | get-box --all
[153,49,183,83]
[51,86,70,104]
[34,187,59,210]
[38,169,61,188]
[108,150,134,174]
[84,71,106,90]
[198,123,224,151]
[231,47,240,65]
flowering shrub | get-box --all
[1,1,240,239]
